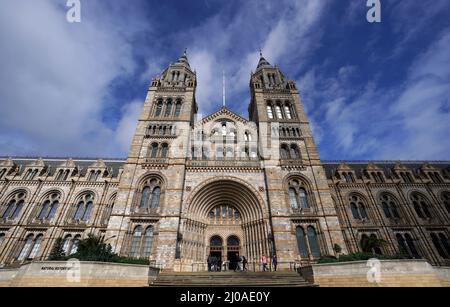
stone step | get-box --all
[150,271,316,287]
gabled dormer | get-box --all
[335,162,357,183]
[420,163,445,184]
[0,158,16,180]
[22,158,47,180]
[85,160,108,182]
[392,162,415,184]
[54,159,78,181]
[363,162,386,183]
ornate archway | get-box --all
[179,178,272,269]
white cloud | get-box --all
[0,1,150,157]
[115,100,142,152]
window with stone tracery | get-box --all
[1,191,26,220]
[138,178,162,211]
[208,205,240,225]
[36,192,60,221]
[287,179,310,210]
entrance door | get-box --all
[209,236,223,271]
[227,251,239,270]
[227,236,240,270]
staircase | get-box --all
[150,271,316,287]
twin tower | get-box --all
[105,51,346,271]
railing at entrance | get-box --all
[184,261,302,272]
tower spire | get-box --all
[222,70,226,108]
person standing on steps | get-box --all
[261,254,267,271]
[272,254,278,272]
[207,255,212,272]
[242,256,248,272]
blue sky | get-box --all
[0,0,449,160]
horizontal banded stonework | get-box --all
[0,261,159,287]
[299,259,449,287]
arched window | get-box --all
[396,234,409,256]
[37,201,50,220]
[227,236,240,247]
[288,180,310,210]
[101,198,115,225]
[289,144,299,159]
[370,234,383,255]
[382,201,391,218]
[82,201,93,221]
[2,192,26,220]
[397,233,420,259]
[37,193,60,221]
[351,203,360,219]
[18,234,34,261]
[56,170,64,181]
[17,234,43,261]
[150,187,161,209]
[441,192,450,215]
[28,234,43,259]
[138,178,162,211]
[404,234,420,259]
[275,104,283,119]
[349,194,369,220]
[73,194,94,222]
[298,188,309,209]
[88,170,95,182]
[431,233,447,258]
[161,143,169,158]
[0,233,5,247]
[209,205,240,225]
[13,200,24,219]
[288,188,299,209]
[0,168,6,179]
[210,236,223,247]
[130,226,143,258]
[307,226,321,258]
[141,226,154,258]
[244,131,252,142]
[150,143,158,158]
[140,187,151,209]
[280,145,289,159]
[284,104,292,119]
[202,147,209,160]
[165,99,173,116]
[380,193,400,219]
[411,193,432,219]
[63,169,70,181]
[174,101,182,117]
[70,235,81,254]
[438,233,450,258]
[73,202,84,220]
[62,235,72,255]
[226,147,233,158]
[266,104,274,119]
[155,100,163,117]
[296,226,309,258]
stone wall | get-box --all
[0,261,159,287]
[299,259,449,287]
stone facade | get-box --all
[0,52,449,271]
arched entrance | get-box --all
[180,178,272,271]
[227,235,240,270]
[209,235,223,269]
